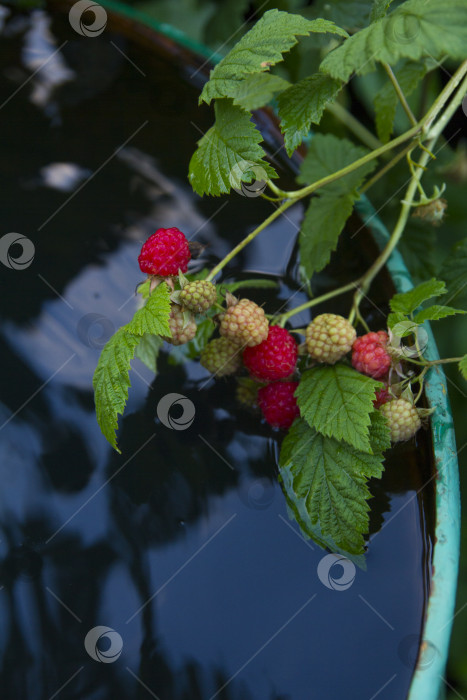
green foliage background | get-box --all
[116,0,467,694]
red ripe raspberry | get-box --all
[138,227,191,277]
[352,331,391,378]
[243,326,297,381]
[373,386,391,409]
[257,381,299,429]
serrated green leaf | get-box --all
[297,133,376,195]
[311,0,373,30]
[93,329,141,452]
[296,365,382,452]
[277,73,343,156]
[320,0,467,82]
[369,410,391,454]
[200,9,347,104]
[439,238,467,309]
[387,311,407,329]
[374,59,428,142]
[459,355,467,380]
[299,192,354,278]
[188,99,277,197]
[398,223,437,284]
[279,418,385,554]
[137,279,151,299]
[233,73,290,111]
[135,333,164,373]
[126,282,172,337]
[296,135,377,277]
[390,278,447,315]
[414,305,466,324]
[370,0,394,23]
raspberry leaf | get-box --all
[135,334,164,373]
[374,59,429,143]
[297,134,377,277]
[93,329,141,453]
[439,238,467,309]
[320,0,467,82]
[370,0,394,23]
[188,99,277,197]
[277,73,343,156]
[300,193,354,278]
[125,282,172,337]
[414,305,466,324]
[311,0,373,29]
[296,364,382,453]
[390,278,447,315]
[93,283,171,451]
[199,10,347,105]
[279,418,385,554]
[459,355,467,381]
[233,73,290,112]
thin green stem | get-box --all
[326,101,382,150]
[360,142,414,194]
[205,199,295,281]
[349,66,467,322]
[382,62,417,127]
[277,123,422,200]
[422,59,467,134]
[277,280,358,326]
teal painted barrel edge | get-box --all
[99,0,224,63]
[92,3,460,696]
[355,196,460,700]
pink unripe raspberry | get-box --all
[305,313,356,364]
[257,381,299,429]
[243,326,297,381]
[352,331,392,378]
[138,227,191,277]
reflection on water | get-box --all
[0,6,433,699]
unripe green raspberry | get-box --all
[219,297,269,348]
[200,337,242,377]
[180,280,217,313]
[379,399,422,442]
[236,378,260,408]
[165,304,197,346]
[306,313,356,364]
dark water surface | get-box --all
[0,6,434,699]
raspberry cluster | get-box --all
[137,228,423,442]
